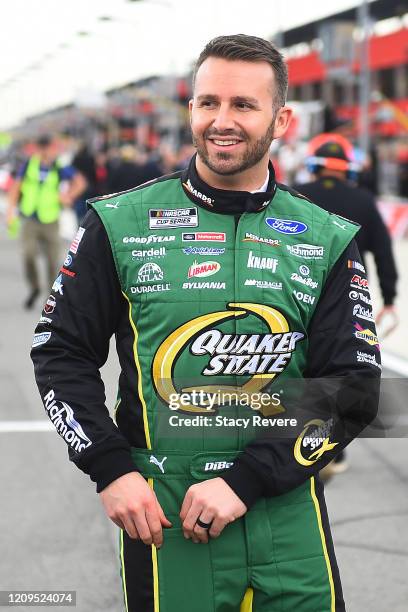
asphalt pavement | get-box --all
[0,223,407,612]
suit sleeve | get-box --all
[221,239,381,508]
[31,209,138,492]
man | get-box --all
[7,135,86,308]
[295,134,398,331]
[31,35,380,611]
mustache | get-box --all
[204,129,246,140]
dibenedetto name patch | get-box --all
[149,208,198,229]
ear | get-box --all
[188,98,194,124]
[273,106,293,139]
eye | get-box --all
[236,102,253,110]
[199,99,216,108]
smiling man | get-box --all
[31,35,380,611]
[191,56,289,188]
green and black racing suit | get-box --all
[31,157,380,611]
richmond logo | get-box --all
[152,303,304,414]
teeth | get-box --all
[213,140,238,146]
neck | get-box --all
[195,154,270,192]
[181,155,277,215]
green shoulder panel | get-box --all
[274,185,360,274]
[88,174,185,284]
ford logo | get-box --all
[265,217,308,235]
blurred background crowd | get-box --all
[0,0,407,210]
[1,0,406,343]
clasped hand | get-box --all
[99,473,247,547]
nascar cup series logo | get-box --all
[152,303,304,414]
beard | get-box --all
[192,117,276,176]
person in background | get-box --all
[71,142,98,222]
[294,133,398,476]
[294,134,398,329]
[94,146,112,197]
[6,134,86,309]
[109,145,162,192]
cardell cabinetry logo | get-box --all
[265,217,308,235]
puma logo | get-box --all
[149,455,167,474]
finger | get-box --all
[145,505,164,549]
[182,501,203,539]
[208,516,228,539]
[193,525,209,544]
[179,489,193,521]
[110,516,126,531]
[121,515,140,540]
[193,511,214,544]
[132,511,154,546]
[156,499,172,528]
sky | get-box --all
[0,0,372,129]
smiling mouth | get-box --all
[208,138,243,148]
[213,140,239,146]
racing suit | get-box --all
[31,156,380,612]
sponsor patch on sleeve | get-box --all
[32,332,51,348]
[69,227,86,254]
[347,259,366,273]
[43,295,56,314]
[60,267,76,278]
[356,350,381,369]
[52,274,64,295]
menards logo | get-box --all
[152,303,304,414]
[243,232,280,247]
[188,260,220,278]
[182,178,214,206]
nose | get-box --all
[211,103,235,132]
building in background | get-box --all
[1,0,407,199]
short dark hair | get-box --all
[193,34,288,110]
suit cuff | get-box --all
[221,456,265,509]
[72,444,138,493]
